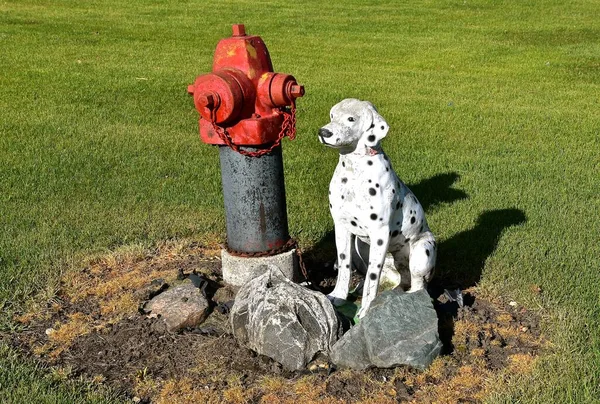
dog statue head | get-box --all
[318,98,389,153]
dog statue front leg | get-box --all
[357,230,390,318]
[328,222,353,305]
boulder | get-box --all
[230,265,344,371]
[144,280,210,332]
[330,289,442,370]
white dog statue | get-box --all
[319,98,437,318]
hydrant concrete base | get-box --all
[221,249,299,287]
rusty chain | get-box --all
[225,237,309,281]
[209,102,297,158]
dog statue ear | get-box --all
[364,102,389,146]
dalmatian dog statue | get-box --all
[318,98,437,318]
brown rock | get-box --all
[213,285,237,304]
[144,281,210,331]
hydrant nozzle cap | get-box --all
[290,84,305,98]
[232,24,246,37]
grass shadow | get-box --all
[431,208,528,294]
[407,172,468,212]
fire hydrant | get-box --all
[188,24,304,285]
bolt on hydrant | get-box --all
[188,24,305,286]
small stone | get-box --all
[45,328,55,336]
[509,301,517,307]
[144,280,210,332]
[214,285,237,304]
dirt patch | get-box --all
[8,241,546,403]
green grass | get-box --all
[1,0,599,402]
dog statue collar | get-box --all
[366,146,379,156]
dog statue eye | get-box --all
[347,117,355,122]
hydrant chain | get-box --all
[208,102,297,158]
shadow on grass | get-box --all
[407,172,468,212]
[430,208,527,295]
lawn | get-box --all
[1,0,599,402]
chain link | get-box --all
[209,102,297,158]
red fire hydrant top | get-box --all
[188,24,304,152]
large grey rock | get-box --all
[144,280,210,332]
[230,265,343,371]
[330,289,442,370]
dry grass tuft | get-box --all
[35,312,91,358]
[154,377,214,404]
[507,353,537,374]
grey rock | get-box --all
[330,289,442,370]
[230,265,343,371]
[144,280,210,332]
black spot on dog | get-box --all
[380,125,385,130]
[392,189,395,193]
[396,201,401,210]
[351,220,357,226]
[370,213,378,220]
[342,161,345,167]
[383,155,388,161]
[341,195,344,199]
[369,273,377,280]
[369,123,375,129]
[377,264,381,268]
[369,188,376,196]
[420,225,424,232]
[425,249,430,256]
[329,203,332,208]
[367,135,376,142]
[392,230,399,238]
[346,264,350,268]
[396,221,400,226]
[341,177,348,184]
[370,206,373,209]
[335,137,340,143]
[367,160,373,166]
[340,253,346,260]
[375,183,379,188]
[386,167,389,172]
[411,216,416,224]
[406,238,410,243]
[377,239,383,246]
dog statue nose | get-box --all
[319,128,334,138]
